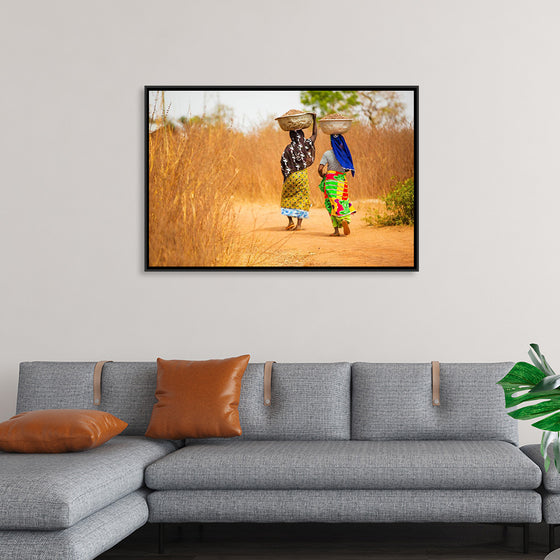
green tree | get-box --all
[300,90,407,128]
[299,90,360,118]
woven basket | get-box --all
[318,118,353,135]
[275,112,314,131]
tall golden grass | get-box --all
[149,123,242,267]
[148,119,414,267]
[233,122,414,205]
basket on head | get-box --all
[318,113,353,135]
[275,109,314,131]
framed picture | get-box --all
[145,86,418,270]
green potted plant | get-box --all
[498,343,560,472]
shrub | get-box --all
[365,177,414,226]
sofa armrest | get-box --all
[522,444,560,493]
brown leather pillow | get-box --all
[145,355,250,439]
[0,409,128,453]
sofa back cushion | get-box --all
[351,362,518,445]
[17,362,158,436]
[17,362,95,412]
[237,362,351,440]
[17,361,352,440]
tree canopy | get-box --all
[300,90,360,117]
[300,90,408,128]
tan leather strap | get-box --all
[432,361,440,406]
[264,361,276,406]
[93,361,113,405]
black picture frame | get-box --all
[145,86,418,271]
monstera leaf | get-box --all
[497,344,560,471]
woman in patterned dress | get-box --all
[317,133,356,236]
[280,114,317,230]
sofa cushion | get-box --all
[145,356,250,439]
[145,440,541,491]
[0,490,149,560]
[522,444,560,493]
[0,409,127,453]
[17,362,95,412]
[543,493,560,524]
[97,362,158,435]
[351,362,518,444]
[235,362,351,440]
[0,489,148,560]
[17,362,159,436]
[0,436,176,530]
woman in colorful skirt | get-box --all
[280,114,317,230]
[317,133,356,236]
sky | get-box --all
[148,89,415,131]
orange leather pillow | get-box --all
[145,355,250,439]
[0,409,127,453]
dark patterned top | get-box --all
[280,130,315,179]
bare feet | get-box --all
[330,228,341,236]
[342,221,351,236]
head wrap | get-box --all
[280,130,315,179]
[331,134,355,177]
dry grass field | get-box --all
[148,121,414,268]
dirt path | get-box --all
[235,200,414,268]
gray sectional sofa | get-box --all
[0,361,545,559]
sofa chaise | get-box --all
[0,360,544,559]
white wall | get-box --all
[1,0,559,445]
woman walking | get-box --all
[318,133,356,236]
[280,113,317,230]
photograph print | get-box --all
[146,86,418,270]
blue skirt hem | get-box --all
[281,208,309,219]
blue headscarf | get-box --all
[331,134,355,177]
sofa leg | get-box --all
[550,524,557,553]
[523,523,529,554]
[158,523,165,554]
